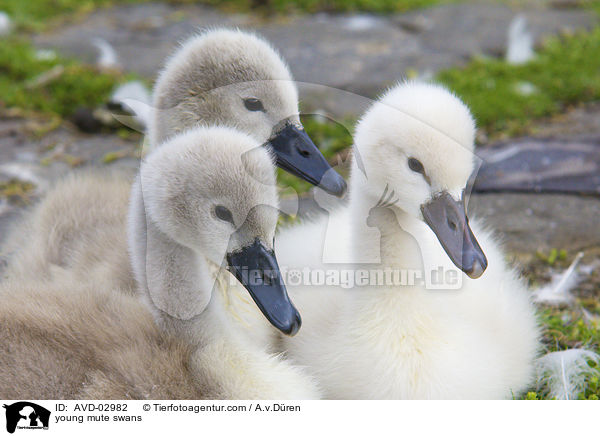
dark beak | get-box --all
[267,123,347,197]
[226,239,301,335]
[421,191,488,279]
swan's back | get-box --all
[0,277,203,399]
[2,171,136,293]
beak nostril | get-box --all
[447,216,457,231]
[297,147,311,158]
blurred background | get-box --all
[0,0,599,398]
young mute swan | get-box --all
[0,126,319,399]
[150,28,346,196]
[276,82,540,399]
[1,28,345,288]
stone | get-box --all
[473,138,600,196]
[468,193,600,255]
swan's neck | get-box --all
[345,173,464,323]
[348,178,425,272]
[128,179,219,339]
[128,178,271,350]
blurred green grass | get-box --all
[0,0,139,32]
[438,27,600,137]
[204,0,457,14]
[0,0,457,32]
[0,0,459,32]
[0,37,134,118]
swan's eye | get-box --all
[408,158,425,174]
[214,205,234,225]
[243,98,265,112]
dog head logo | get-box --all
[3,402,50,433]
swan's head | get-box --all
[140,126,300,335]
[151,28,346,197]
[354,81,487,278]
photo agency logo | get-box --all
[2,402,50,433]
[123,80,485,323]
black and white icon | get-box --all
[3,402,50,434]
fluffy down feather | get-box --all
[535,349,600,400]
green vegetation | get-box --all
[0,0,145,32]
[0,37,131,119]
[518,250,600,400]
[306,23,600,148]
[438,27,600,137]
[536,248,568,266]
[207,0,456,14]
[286,22,600,191]
[541,307,600,352]
[41,152,85,167]
[524,391,539,400]
[0,179,35,204]
[300,25,600,166]
[533,307,600,399]
[0,0,458,32]
[102,149,129,164]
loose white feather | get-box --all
[92,38,119,70]
[0,11,13,37]
[506,15,535,65]
[343,15,379,31]
[110,81,152,128]
[513,81,537,96]
[34,49,57,61]
[533,252,583,307]
[536,349,600,400]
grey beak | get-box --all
[226,239,301,336]
[267,123,347,197]
[421,191,488,279]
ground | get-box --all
[0,0,599,399]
